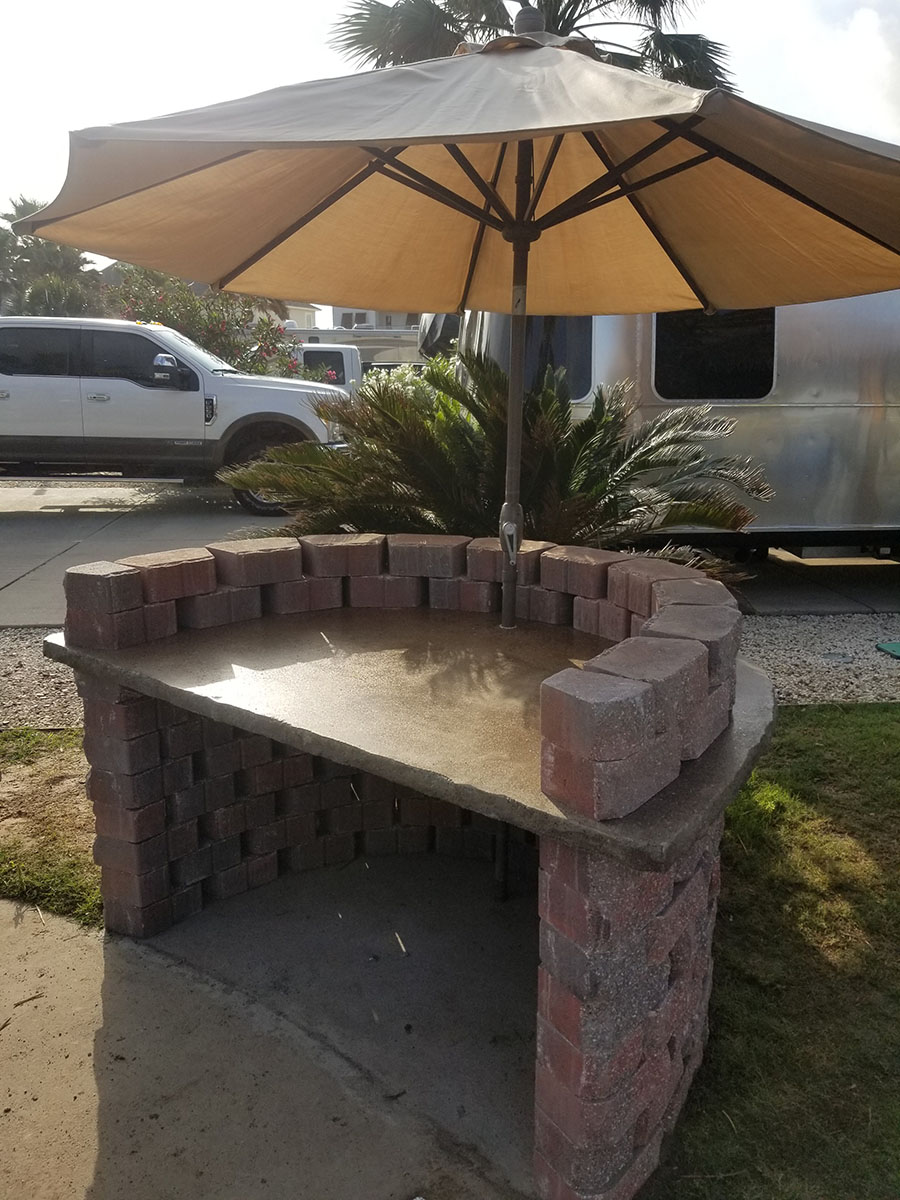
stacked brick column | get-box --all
[59,532,749,1200]
[535,823,723,1200]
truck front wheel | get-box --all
[225,426,304,516]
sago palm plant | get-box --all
[220,353,772,546]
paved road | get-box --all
[0,481,281,625]
[1,481,898,625]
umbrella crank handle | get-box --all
[499,505,522,566]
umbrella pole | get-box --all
[500,140,534,629]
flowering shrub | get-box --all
[111,266,327,381]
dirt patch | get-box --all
[0,745,91,853]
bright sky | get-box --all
[4,0,899,287]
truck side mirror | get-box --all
[151,353,179,388]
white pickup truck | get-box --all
[0,316,347,513]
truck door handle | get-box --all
[0,390,9,400]
[87,393,111,401]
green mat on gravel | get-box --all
[876,642,900,658]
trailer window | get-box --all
[654,308,775,401]
[465,314,593,401]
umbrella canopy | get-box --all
[18,13,900,624]
[16,30,900,316]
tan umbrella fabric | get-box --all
[17,30,900,316]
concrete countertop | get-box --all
[45,608,775,867]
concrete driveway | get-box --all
[0,482,281,626]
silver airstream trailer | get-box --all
[451,293,900,553]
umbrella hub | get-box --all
[501,220,541,245]
[514,3,545,35]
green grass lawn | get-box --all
[1,708,898,1196]
[643,703,900,1200]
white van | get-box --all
[0,316,346,513]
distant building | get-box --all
[331,307,420,329]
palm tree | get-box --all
[220,353,771,543]
[1,197,104,314]
[332,0,732,90]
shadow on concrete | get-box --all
[87,856,538,1199]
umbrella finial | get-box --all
[514,3,546,35]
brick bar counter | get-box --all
[45,533,774,1200]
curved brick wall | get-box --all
[61,533,748,1200]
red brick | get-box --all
[93,798,166,843]
[541,547,627,599]
[301,533,385,577]
[630,613,647,637]
[308,577,343,609]
[244,819,287,855]
[118,547,216,603]
[388,533,470,578]
[64,561,143,614]
[652,576,737,612]
[101,865,170,908]
[284,812,316,845]
[196,742,240,778]
[200,802,246,839]
[541,669,655,762]
[584,636,709,740]
[398,791,431,825]
[363,828,398,856]
[244,792,277,827]
[247,851,279,888]
[397,826,430,854]
[681,682,731,759]
[348,575,385,607]
[607,558,700,616]
[459,579,501,613]
[202,718,234,746]
[167,819,199,860]
[143,600,178,641]
[539,840,674,935]
[362,798,395,830]
[176,585,260,629]
[239,735,272,768]
[83,730,160,776]
[353,772,393,804]
[346,573,425,609]
[160,718,203,760]
[466,538,554,585]
[166,784,207,825]
[277,783,322,815]
[203,773,237,811]
[171,883,204,924]
[540,733,680,820]
[327,804,363,836]
[280,841,325,872]
[647,869,711,965]
[430,798,463,827]
[238,760,284,796]
[529,587,574,626]
[75,674,141,705]
[572,598,630,642]
[87,766,163,810]
[203,863,249,900]
[263,578,310,614]
[534,1109,633,1193]
[207,537,303,586]
[103,897,173,938]
[65,606,146,650]
[384,574,425,607]
[82,696,159,741]
[280,753,314,787]
[321,777,353,808]
[170,845,213,888]
[156,700,190,727]
[427,576,460,609]
[93,833,168,874]
[211,835,243,872]
[229,585,262,623]
[162,756,193,795]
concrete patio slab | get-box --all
[1,894,527,1200]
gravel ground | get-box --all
[1,614,898,728]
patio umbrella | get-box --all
[17,4,900,625]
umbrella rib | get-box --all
[583,131,713,312]
[215,151,407,288]
[444,144,515,225]
[362,147,505,232]
[535,120,702,229]
[458,143,509,313]
[660,121,900,257]
[536,151,715,231]
[524,135,564,224]
[23,149,255,233]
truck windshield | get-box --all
[153,327,240,374]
